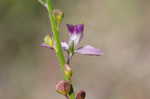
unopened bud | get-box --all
[76,90,86,99]
[56,80,71,96]
[52,9,64,24]
[64,64,72,80]
[44,34,53,48]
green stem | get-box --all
[46,0,75,99]
[47,0,65,71]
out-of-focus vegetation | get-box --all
[0,1,49,99]
[0,0,42,64]
[1,0,150,99]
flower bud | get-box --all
[52,9,64,24]
[56,80,71,96]
[76,90,86,99]
[64,64,72,80]
[44,34,53,48]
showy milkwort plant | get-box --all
[38,0,104,99]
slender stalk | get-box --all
[46,0,75,99]
[47,0,65,71]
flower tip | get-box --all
[40,34,55,49]
[53,9,64,24]
[76,45,104,56]
[76,24,84,33]
[66,24,84,34]
[40,43,51,48]
[99,50,104,56]
[66,24,74,33]
[94,48,104,56]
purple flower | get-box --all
[62,24,103,56]
[67,24,84,45]
[67,24,84,34]
[61,42,69,50]
[40,24,103,56]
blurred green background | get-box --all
[0,0,150,99]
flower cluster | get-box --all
[40,24,103,99]
[38,0,103,99]
[41,24,103,61]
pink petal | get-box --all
[76,45,104,56]
[61,42,69,50]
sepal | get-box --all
[56,80,71,96]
